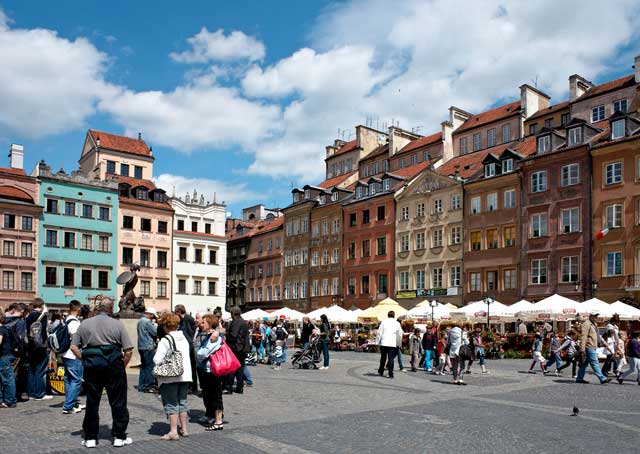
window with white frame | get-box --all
[611,119,625,139]
[311,251,319,267]
[432,268,443,288]
[504,269,517,289]
[459,137,468,154]
[531,213,548,237]
[531,259,548,284]
[432,229,443,247]
[399,271,409,291]
[469,272,481,292]
[531,170,547,192]
[411,154,418,165]
[605,162,622,185]
[311,223,319,238]
[331,191,338,202]
[485,163,496,178]
[561,256,579,283]
[473,133,481,151]
[592,105,605,122]
[502,158,513,173]
[416,202,425,217]
[487,193,497,211]
[471,197,481,214]
[302,281,308,298]
[605,203,623,228]
[450,266,461,287]
[293,249,300,265]
[537,135,551,154]
[322,279,329,296]
[416,270,425,289]
[332,248,339,264]
[373,162,379,174]
[450,225,461,244]
[504,189,515,209]
[613,99,627,113]
[568,127,582,146]
[383,179,391,191]
[487,128,496,147]
[451,194,461,210]
[332,218,340,233]
[434,199,443,213]
[400,235,410,252]
[322,249,329,265]
[606,251,623,276]
[401,206,409,221]
[285,251,292,267]
[321,221,329,236]
[416,232,426,249]
[502,123,511,143]
[561,208,580,233]
[292,281,299,299]
[561,164,579,186]
[332,278,339,295]
[312,280,319,297]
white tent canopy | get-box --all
[505,299,533,316]
[451,300,511,319]
[407,302,451,320]
[524,294,581,316]
[610,301,640,320]
[270,307,306,321]
[307,305,357,323]
[241,308,270,320]
[579,298,616,318]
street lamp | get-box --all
[429,299,438,323]
[573,280,580,293]
[592,280,598,291]
[483,296,494,329]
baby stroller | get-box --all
[246,350,258,366]
[292,333,321,369]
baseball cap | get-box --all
[589,309,600,316]
[145,307,158,317]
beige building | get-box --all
[394,168,463,307]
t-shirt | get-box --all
[72,313,133,350]
[62,316,81,360]
[0,325,12,357]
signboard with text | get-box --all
[396,290,418,299]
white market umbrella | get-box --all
[610,301,640,320]
[242,308,269,320]
[407,303,451,320]
[505,299,533,315]
[358,297,408,323]
[579,298,616,318]
[270,307,306,321]
[451,300,511,320]
[524,294,581,318]
[306,305,355,323]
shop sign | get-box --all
[396,290,417,299]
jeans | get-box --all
[321,339,330,367]
[576,348,606,383]
[545,353,562,370]
[243,365,253,385]
[226,351,246,392]
[258,342,266,361]
[0,355,17,406]
[476,347,486,366]
[379,346,396,376]
[618,357,640,382]
[451,355,466,381]
[189,346,198,392]
[138,349,155,392]
[62,357,83,411]
[557,355,577,376]
[83,360,129,440]
[27,350,48,398]
[159,382,189,415]
[424,349,434,371]
[396,347,404,369]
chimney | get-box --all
[568,74,593,102]
[8,144,24,170]
[96,135,101,147]
[519,84,550,119]
[634,54,640,84]
[441,106,471,161]
[138,132,142,141]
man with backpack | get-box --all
[57,301,84,414]
[25,299,51,400]
[4,303,28,401]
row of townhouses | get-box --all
[0,131,227,313]
[228,55,640,311]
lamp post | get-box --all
[592,280,598,298]
[483,296,494,329]
[429,299,438,323]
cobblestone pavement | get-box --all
[1,352,638,453]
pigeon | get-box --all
[571,406,579,416]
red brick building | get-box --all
[245,217,284,309]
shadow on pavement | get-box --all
[148,421,170,435]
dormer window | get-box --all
[568,127,582,146]
[363,165,369,177]
[293,192,301,203]
[484,163,496,178]
[373,162,379,174]
[319,196,326,206]
[153,192,165,203]
[611,119,625,139]
[383,160,389,172]
[537,135,551,154]
[383,179,391,191]
[369,183,376,195]
[502,159,513,173]
[136,187,148,200]
[356,186,362,199]
[331,192,338,202]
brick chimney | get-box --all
[568,74,593,102]
[8,143,24,170]
[635,54,640,84]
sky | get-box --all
[0,1,639,217]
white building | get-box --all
[171,190,227,314]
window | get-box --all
[399,159,405,169]
[401,206,409,221]
[416,203,425,218]
[123,215,133,229]
[434,199,443,213]
[192,248,202,263]
[81,234,93,250]
[311,279,318,297]
[377,237,387,255]
[450,226,461,245]
[537,135,551,153]
[2,240,14,256]
[65,201,76,216]
[64,231,75,249]
[416,232,426,249]
[504,226,516,247]
[561,256,579,283]
[133,166,143,179]
[450,266,461,287]
[81,270,92,288]
[431,268,443,289]
[605,162,622,185]
[98,236,109,252]
[82,204,93,218]
[123,247,133,265]
[471,197,481,214]
[2,214,14,229]
[332,248,339,263]
[63,268,75,287]
[362,239,370,257]
[561,164,579,186]
[373,162,379,174]
[561,208,580,233]
[529,124,537,135]
[531,213,548,237]
[120,163,129,176]
[46,229,58,247]
[95,206,109,222]
[606,251,623,276]
[484,163,496,178]
[322,250,329,265]
[190,221,197,232]
[531,259,547,284]
[357,275,368,294]
[22,216,32,231]
[46,199,58,214]
[591,105,605,122]
[377,205,386,220]
[21,242,32,257]
[613,99,627,113]
[157,221,168,234]
[136,188,148,200]
[399,271,409,291]
[346,277,356,295]
[503,189,515,209]
[561,113,570,126]
[568,127,582,146]
[209,250,217,265]
[469,272,481,292]
[400,235,409,252]
[45,266,57,286]
[531,170,547,192]
[451,194,461,210]
[2,271,14,290]
[504,269,516,290]
[362,209,370,224]
[486,229,498,249]
[487,193,497,211]
[139,218,151,232]
[21,272,33,291]
[605,204,623,228]
[178,279,187,294]
[611,119,625,139]
[311,251,319,266]
[157,281,167,297]
[349,213,357,227]
[348,242,356,259]
[416,270,425,289]
[487,128,496,147]
[472,133,481,151]
[193,280,202,295]
[205,223,212,234]
[487,271,497,290]
[157,250,167,268]
[502,124,511,143]
[378,274,388,295]
[459,137,468,154]
[432,229,443,248]
[106,160,116,174]
[411,154,418,165]
[544,118,552,129]
[140,249,150,267]
[275,262,281,275]
[177,219,185,231]
[470,231,481,251]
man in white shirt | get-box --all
[62,300,84,414]
[376,311,403,378]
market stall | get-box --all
[241,308,270,320]
[357,297,408,323]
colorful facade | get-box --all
[245,217,284,310]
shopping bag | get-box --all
[209,342,241,376]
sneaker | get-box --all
[82,440,97,448]
[0,402,16,408]
[554,371,561,377]
[319,366,329,370]
[600,378,612,385]
[76,404,86,410]
[616,374,624,385]
[482,370,490,375]
[571,375,577,379]
[31,395,54,401]
[575,379,589,384]
[63,406,83,414]
[113,437,132,447]
[527,370,536,374]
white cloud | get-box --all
[154,173,260,205]
[0,7,116,138]
[170,27,265,63]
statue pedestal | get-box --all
[121,318,141,371]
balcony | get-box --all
[625,274,640,291]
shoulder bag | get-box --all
[153,335,184,378]
[209,341,241,376]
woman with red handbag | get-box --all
[195,314,224,431]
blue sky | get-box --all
[0,1,638,217]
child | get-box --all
[434,332,449,375]
[617,330,640,384]
[408,328,423,372]
[556,331,578,378]
[528,333,546,374]
[543,332,562,376]
[469,327,489,375]
[273,340,284,370]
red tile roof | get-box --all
[397,132,442,154]
[0,167,27,176]
[111,175,157,191]
[526,100,570,121]
[328,139,358,158]
[0,186,34,203]
[576,74,635,102]
[119,197,173,211]
[455,101,521,134]
[89,129,152,157]
[387,160,431,180]
[317,170,357,189]
[359,144,388,163]
[227,217,283,241]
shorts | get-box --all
[533,351,545,363]
[160,382,189,415]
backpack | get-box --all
[48,319,75,354]
[29,312,47,349]
[268,328,277,343]
[4,319,26,358]
[275,326,286,341]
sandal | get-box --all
[160,433,179,441]
[178,429,189,438]
[208,422,223,431]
